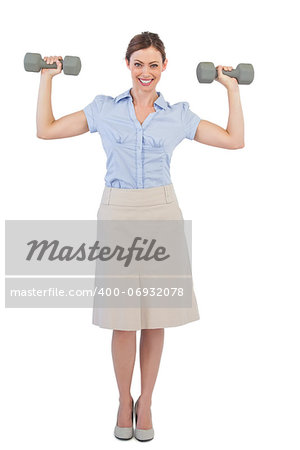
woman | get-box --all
[36,31,244,442]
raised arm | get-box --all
[194,65,245,150]
[36,55,89,140]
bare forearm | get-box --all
[226,86,244,146]
[36,74,55,136]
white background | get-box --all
[1,0,300,448]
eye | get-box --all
[134,63,158,68]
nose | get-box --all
[142,67,151,77]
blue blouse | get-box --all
[83,88,201,189]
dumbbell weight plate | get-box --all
[63,56,81,75]
[24,53,44,72]
[196,62,216,83]
[235,63,254,84]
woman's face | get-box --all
[126,46,168,93]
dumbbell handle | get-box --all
[217,67,238,79]
[40,58,64,70]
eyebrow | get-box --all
[134,59,159,64]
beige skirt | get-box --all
[93,183,200,330]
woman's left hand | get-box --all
[216,65,239,90]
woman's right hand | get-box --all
[41,55,63,77]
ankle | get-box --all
[138,394,152,407]
[119,395,133,406]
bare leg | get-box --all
[136,328,164,429]
[111,330,136,427]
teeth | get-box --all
[139,78,152,84]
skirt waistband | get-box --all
[100,183,177,206]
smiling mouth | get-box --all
[138,78,154,86]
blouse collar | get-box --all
[114,88,168,110]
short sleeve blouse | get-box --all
[83,88,201,189]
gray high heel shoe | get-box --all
[134,397,154,442]
[114,398,134,440]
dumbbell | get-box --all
[196,62,254,85]
[24,52,81,76]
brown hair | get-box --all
[125,31,166,64]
